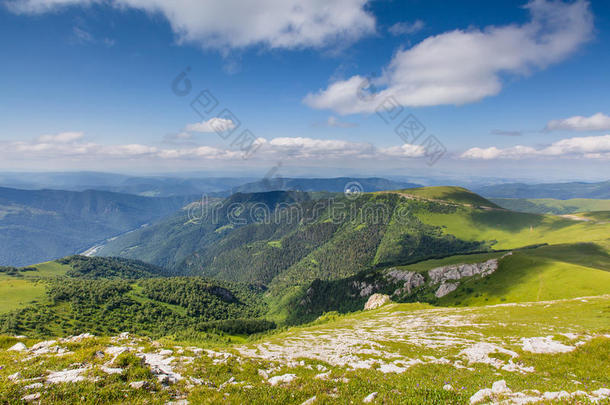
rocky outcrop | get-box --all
[385,269,425,296]
[364,294,391,310]
[351,280,379,297]
[428,258,499,285]
[435,282,459,298]
[427,253,513,298]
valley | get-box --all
[0,185,608,404]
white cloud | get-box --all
[319,116,357,128]
[1,132,435,163]
[379,143,425,157]
[185,117,236,133]
[72,26,93,43]
[461,135,610,160]
[6,0,375,50]
[305,0,593,114]
[36,131,84,143]
[545,113,610,131]
[388,20,424,36]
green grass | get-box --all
[0,276,46,313]
[1,296,608,404]
[414,205,610,250]
[395,186,500,208]
[394,251,506,273]
[28,260,72,278]
[490,198,610,215]
[438,246,610,306]
[0,261,72,313]
[580,210,610,222]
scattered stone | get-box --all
[364,294,390,310]
[23,382,44,390]
[219,376,235,389]
[46,367,89,384]
[257,369,269,379]
[443,384,453,391]
[129,381,149,389]
[8,372,21,381]
[8,342,27,352]
[100,365,123,374]
[521,336,575,354]
[268,374,297,386]
[301,395,317,405]
[61,333,94,343]
[21,393,41,402]
[314,372,330,380]
[139,352,182,384]
[469,388,492,404]
[491,380,510,394]
[363,392,378,403]
[459,342,518,369]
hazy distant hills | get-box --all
[0,172,254,197]
[0,172,420,197]
[0,187,198,266]
[231,177,421,193]
[476,180,610,199]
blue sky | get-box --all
[1,0,609,181]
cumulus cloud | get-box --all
[1,131,435,163]
[185,117,236,133]
[314,116,358,128]
[305,0,593,114]
[36,131,84,143]
[388,20,425,36]
[6,0,375,50]
[545,113,610,132]
[461,135,610,159]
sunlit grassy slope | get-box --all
[491,197,610,214]
[414,204,610,249]
[0,261,71,313]
[396,186,501,207]
[5,296,608,404]
[438,244,610,306]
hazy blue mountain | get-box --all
[0,187,198,266]
[0,172,255,197]
[476,181,610,199]
[231,177,421,193]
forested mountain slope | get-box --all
[95,187,610,302]
[0,187,198,266]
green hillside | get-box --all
[282,242,610,324]
[0,186,199,266]
[491,197,610,214]
[95,187,610,296]
[0,256,272,338]
[394,185,501,208]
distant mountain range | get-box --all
[0,187,198,266]
[476,180,610,199]
[231,177,421,194]
[0,172,254,197]
[0,172,420,197]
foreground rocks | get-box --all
[364,293,391,310]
